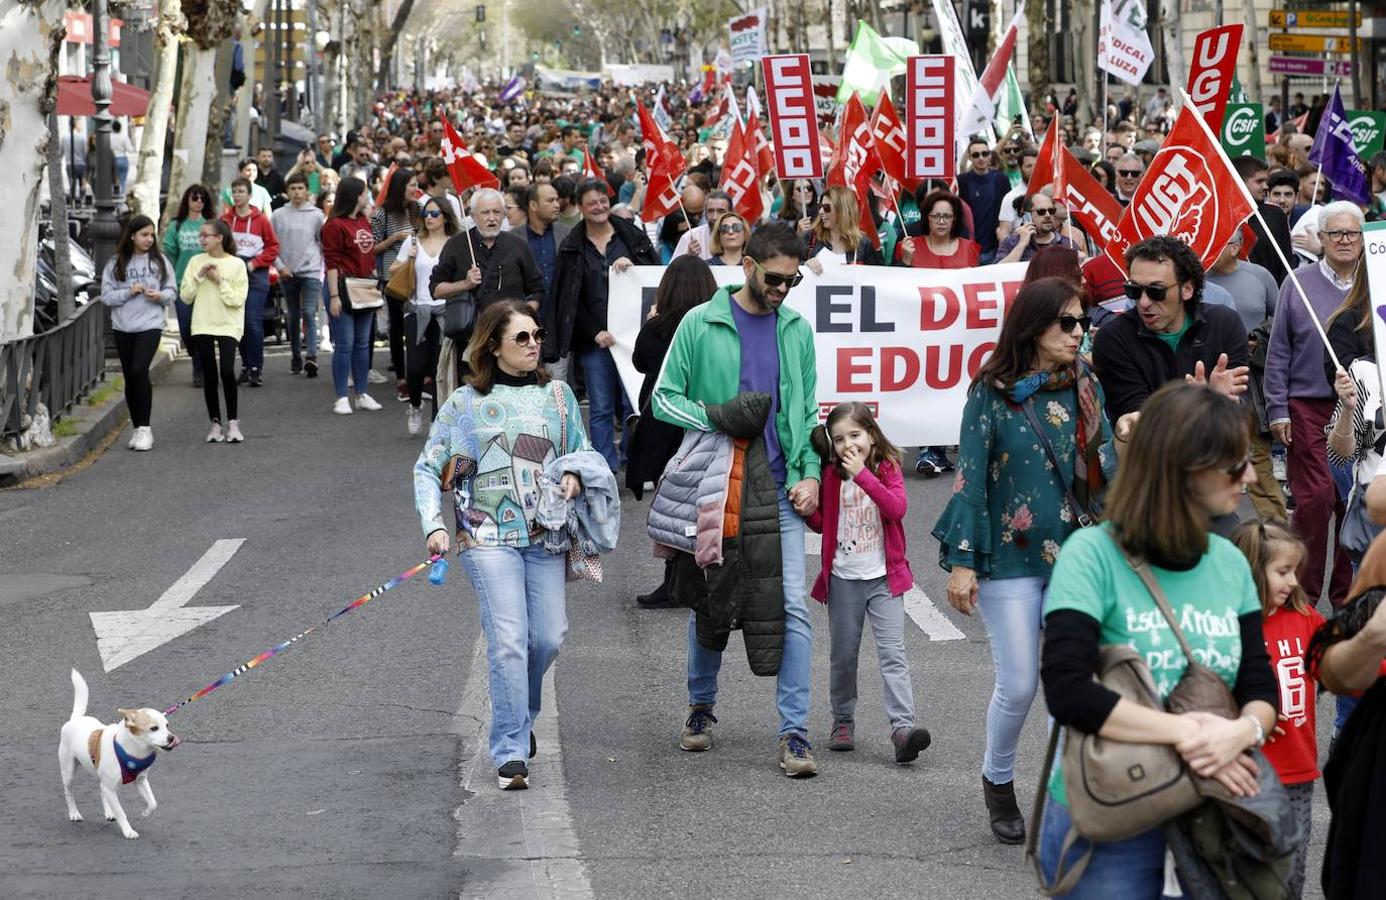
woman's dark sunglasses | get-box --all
[749,257,804,289]
[422,209,444,218]
[1055,315,1092,334]
[1223,455,1252,479]
[509,328,547,347]
[719,222,744,234]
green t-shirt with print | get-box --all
[1155,316,1191,353]
[1043,525,1260,807]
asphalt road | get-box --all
[0,349,1335,899]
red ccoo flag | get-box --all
[745,87,776,177]
[635,99,687,221]
[870,93,920,194]
[1107,103,1254,272]
[721,89,765,223]
[439,117,500,193]
[826,93,883,249]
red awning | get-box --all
[55,75,151,118]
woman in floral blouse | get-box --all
[932,277,1130,845]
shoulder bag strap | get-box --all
[1117,545,1199,665]
[1020,398,1095,528]
[551,380,568,454]
[1025,723,1095,896]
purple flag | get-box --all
[499,76,526,103]
[1309,84,1371,204]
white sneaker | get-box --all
[366,369,388,384]
[407,407,423,435]
[356,393,382,411]
[226,420,244,443]
[332,397,353,415]
[127,428,138,449]
[132,426,153,451]
[206,422,224,443]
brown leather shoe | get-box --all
[983,776,1026,844]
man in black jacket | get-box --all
[430,187,545,314]
[1092,236,1251,422]
[550,177,660,470]
[1233,155,1296,285]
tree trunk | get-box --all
[1242,0,1263,104]
[0,0,66,341]
[129,0,184,218]
[1073,0,1097,126]
[377,0,418,93]
[234,0,271,153]
[46,113,75,322]
[1160,0,1185,97]
[162,45,216,225]
[1027,0,1050,117]
[204,38,236,188]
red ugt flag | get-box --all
[439,117,500,193]
[1108,105,1254,271]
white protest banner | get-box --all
[1098,0,1155,87]
[608,262,1029,446]
[762,54,824,179]
[728,7,768,67]
[906,55,955,181]
[1359,220,1386,421]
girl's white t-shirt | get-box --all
[832,477,887,580]
[399,236,444,308]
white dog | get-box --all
[59,669,181,839]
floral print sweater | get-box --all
[931,380,1117,580]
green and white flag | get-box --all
[835,20,918,107]
[995,64,1034,139]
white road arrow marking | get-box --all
[89,539,244,672]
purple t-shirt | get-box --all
[730,296,787,485]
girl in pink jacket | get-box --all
[807,402,931,765]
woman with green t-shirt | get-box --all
[1038,383,1279,896]
[163,183,216,387]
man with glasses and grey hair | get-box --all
[1113,153,1145,206]
[671,190,734,261]
[430,187,544,314]
[1265,200,1363,610]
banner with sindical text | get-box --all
[607,263,1029,446]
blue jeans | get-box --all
[977,575,1047,784]
[240,265,268,371]
[1039,798,1168,898]
[280,275,321,364]
[459,543,569,767]
[688,494,811,737]
[327,306,373,398]
[577,347,632,471]
[174,297,201,376]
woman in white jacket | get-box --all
[100,214,176,450]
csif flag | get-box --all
[1310,84,1372,205]
[1107,103,1254,272]
[635,99,687,221]
[826,93,883,248]
[439,117,500,193]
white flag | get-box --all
[1099,0,1155,86]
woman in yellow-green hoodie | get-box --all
[181,218,249,443]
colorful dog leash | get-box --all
[163,556,446,715]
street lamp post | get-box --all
[90,0,121,284]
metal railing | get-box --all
[1,301,106,440]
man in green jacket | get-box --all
[653,222,823,777]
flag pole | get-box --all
[1311,166,1323,205]
[1177,88,1342,371]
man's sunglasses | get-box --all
[749,257,804,289]
[970,151,989,159]
[509,328,548,347]
[1055,315,1092,334]
[1117,169,1144,177]
[1122,281,1174,303]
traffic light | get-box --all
[475,4,485,22]
[572,25,581,36]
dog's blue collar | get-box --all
[113,737,155,784]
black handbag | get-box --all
[443,291,477,343]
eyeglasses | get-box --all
[423,209,444,218]
[748,257,804,289]
[198,232,218,240]
[970,151,989,159]
[508,328,548,347]
[928,212,955,220]
[1322,229,1363,243]
[1030,208,1056,217]
[1117,169,1143,177]
[1223,454,1252,480]
[1054,314,1092,334]
[817,204,833,214]
[719,222,745,234]
[1122,281,1174,303]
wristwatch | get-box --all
[1243,715,1266,748]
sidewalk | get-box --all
[0,335,180,486]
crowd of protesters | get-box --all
[89,75,1386,896]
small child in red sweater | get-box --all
[807,402,931,765]
[1232,518,1322,899]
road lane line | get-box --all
[804,533,965,642]
[452,629,593,899]
[149,539,244,610]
